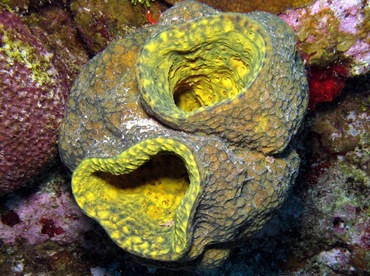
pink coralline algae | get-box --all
[280,0,370,77]
[0,191,93,245]
[0,8,69,195]
[318,248,353,272]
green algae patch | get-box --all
[131,0,154,7]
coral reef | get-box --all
[164,0,315,14]
[0,8,69,195]
[290,82,370,273]
[0,0,367,274]
[59,1,308,269]
[193,74,369,275]
[279,0,369,110]
[280,0,370,76]
[2,103,367,275]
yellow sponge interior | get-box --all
[72,137,201,261]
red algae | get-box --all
[40,218,64,238]
[1,210,21,227]
[307,63,348,110]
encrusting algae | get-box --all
[59,1,308,269]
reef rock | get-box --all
[0,166,93,246]
[70,0,149,54]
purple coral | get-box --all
[0,8,69,194]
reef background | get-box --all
[0,0,369,275]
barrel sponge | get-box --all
[71,135,300,267]
[136,11,308,154]
[59,2,308,269]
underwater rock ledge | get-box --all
[59,1,308,269]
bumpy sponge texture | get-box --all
[72,137,201,261]
[136,12,308,154]
[59,2,308,269]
